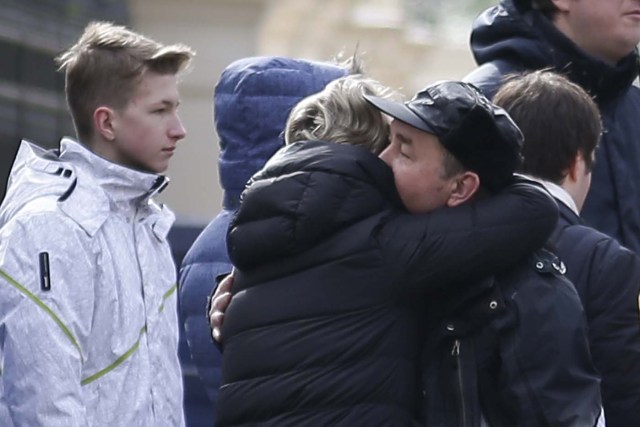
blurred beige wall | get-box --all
[130,0,478,226]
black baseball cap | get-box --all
[365,80,523,192]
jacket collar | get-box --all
[523,175,583,225]
[59,138,168,204]
[535,178,579,216]
[57,138,173,237]
[471,1,640,103]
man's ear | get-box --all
[549,0,570,13]
[94,106,116,141]
[446,171,480,207]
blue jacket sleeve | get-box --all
[178,211,233,404]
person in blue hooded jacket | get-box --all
[177,56,349,411]
[464,0,640,255]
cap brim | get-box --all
[364,94,436,134]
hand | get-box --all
[209,273,234,343]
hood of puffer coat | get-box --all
[469,0,639,103]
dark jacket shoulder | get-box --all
[551,202,640,427]
[422,248,602,426]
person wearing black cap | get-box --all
[365,81,523,205]
[366,81,604,426]
[464,0,640,260]
[211,76,562,426]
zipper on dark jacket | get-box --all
[452,339,469,427]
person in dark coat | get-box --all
[367,81,602,426]
[214,76,597,426]
[463,0,640,254]
[494,69,640,427]
[177,56,348,411]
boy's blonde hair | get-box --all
[284,75,398,155]
[56,21,195,142]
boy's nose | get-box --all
[171,116,187,141]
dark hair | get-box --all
[493,70,602,184]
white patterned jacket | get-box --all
[0,138,183,426]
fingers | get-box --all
[208,274,235,343]
[217,274,234,294]
[209,291,232,342]
[210,309,225,342]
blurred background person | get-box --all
[465,0,640,254]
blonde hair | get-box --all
[56,21,195,142]
[284,74,398,155]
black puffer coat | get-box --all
[217,140,558,426]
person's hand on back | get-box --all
[209,274,234,343]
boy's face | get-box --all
[554,0,640,63]
[379,119,458,214]
[109,71,186,173]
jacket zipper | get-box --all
[131,208,158,417]
[452,339,468,427]
[132,208,147,303]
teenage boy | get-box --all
[0,22,194,426]
[464,0,640,254]
[494,69,640,427]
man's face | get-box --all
[379,119,458,214]
[554,0,640,64]
[110,71,186,173]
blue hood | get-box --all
[470,0,639,103]
[214,56,349,209]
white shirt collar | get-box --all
[518,174,579,215]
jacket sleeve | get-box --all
[587,241,640,427]
[0,214,94,426]
[381,180,558,292]
[178,215,231,404]
[497,264,603,426]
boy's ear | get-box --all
[446,171,480,207]
[565,152,582,183]
[94,106,116,141]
